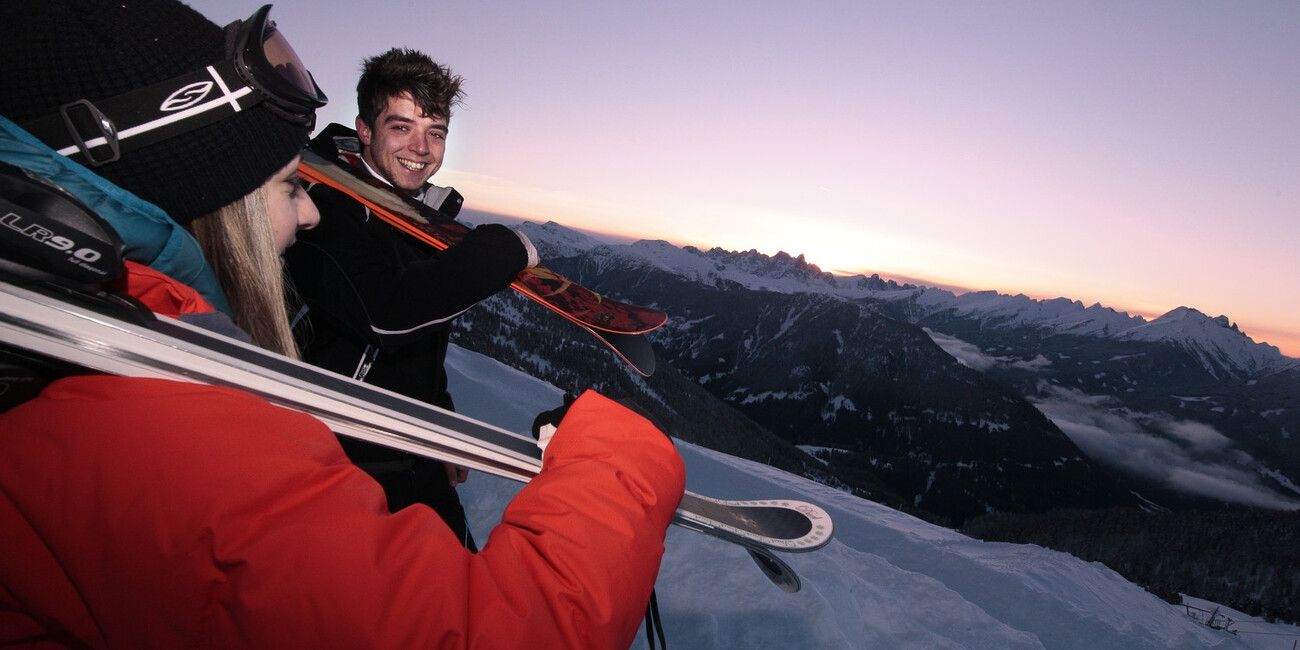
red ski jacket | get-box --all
[0,264,686,648]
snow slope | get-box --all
[445,344,1297,649]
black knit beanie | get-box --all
[0,0,312,224]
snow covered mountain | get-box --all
[493,218,1300,520]
[1115,307,1287,379]
[514,222,1295,378]
[445,343,1296,649]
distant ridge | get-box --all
[514,220,1296,371]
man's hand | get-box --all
[531,390,578,454]
[444,462,469,487]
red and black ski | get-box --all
[297,149,665,375]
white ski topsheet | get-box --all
[0,280,540,480]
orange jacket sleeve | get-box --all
[0,381,684,649]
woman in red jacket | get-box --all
[0,1,685,648]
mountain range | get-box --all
[454,215,1300,527]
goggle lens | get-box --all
[235,5,327,121]
[260,24,324,106]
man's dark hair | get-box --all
[356,48,464,127]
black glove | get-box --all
[531,390,577,451]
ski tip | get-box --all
[677,493,835,553]
[747,547,802,593]
[592,329,656,376]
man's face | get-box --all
[357,92,448,194]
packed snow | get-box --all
[445,344,1298,649]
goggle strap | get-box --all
[22,61,264,167]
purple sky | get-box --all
[192,0,1300,356]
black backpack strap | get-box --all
[643,588,667,650]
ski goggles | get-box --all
[23,4,327,167]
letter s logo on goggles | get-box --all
[22,4,327,167]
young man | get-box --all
[285,49,538,549]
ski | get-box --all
[298,148,664,376]
[746,548,801,594]
[0,277,833,563]
[676,493,831,552]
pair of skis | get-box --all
[0,278,830,590]
[298,148,661,376]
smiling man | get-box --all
[284,49,538,551]
[358,93,447,193]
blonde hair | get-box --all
[187,187,300,359]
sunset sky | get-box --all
[192,0,1300,356]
